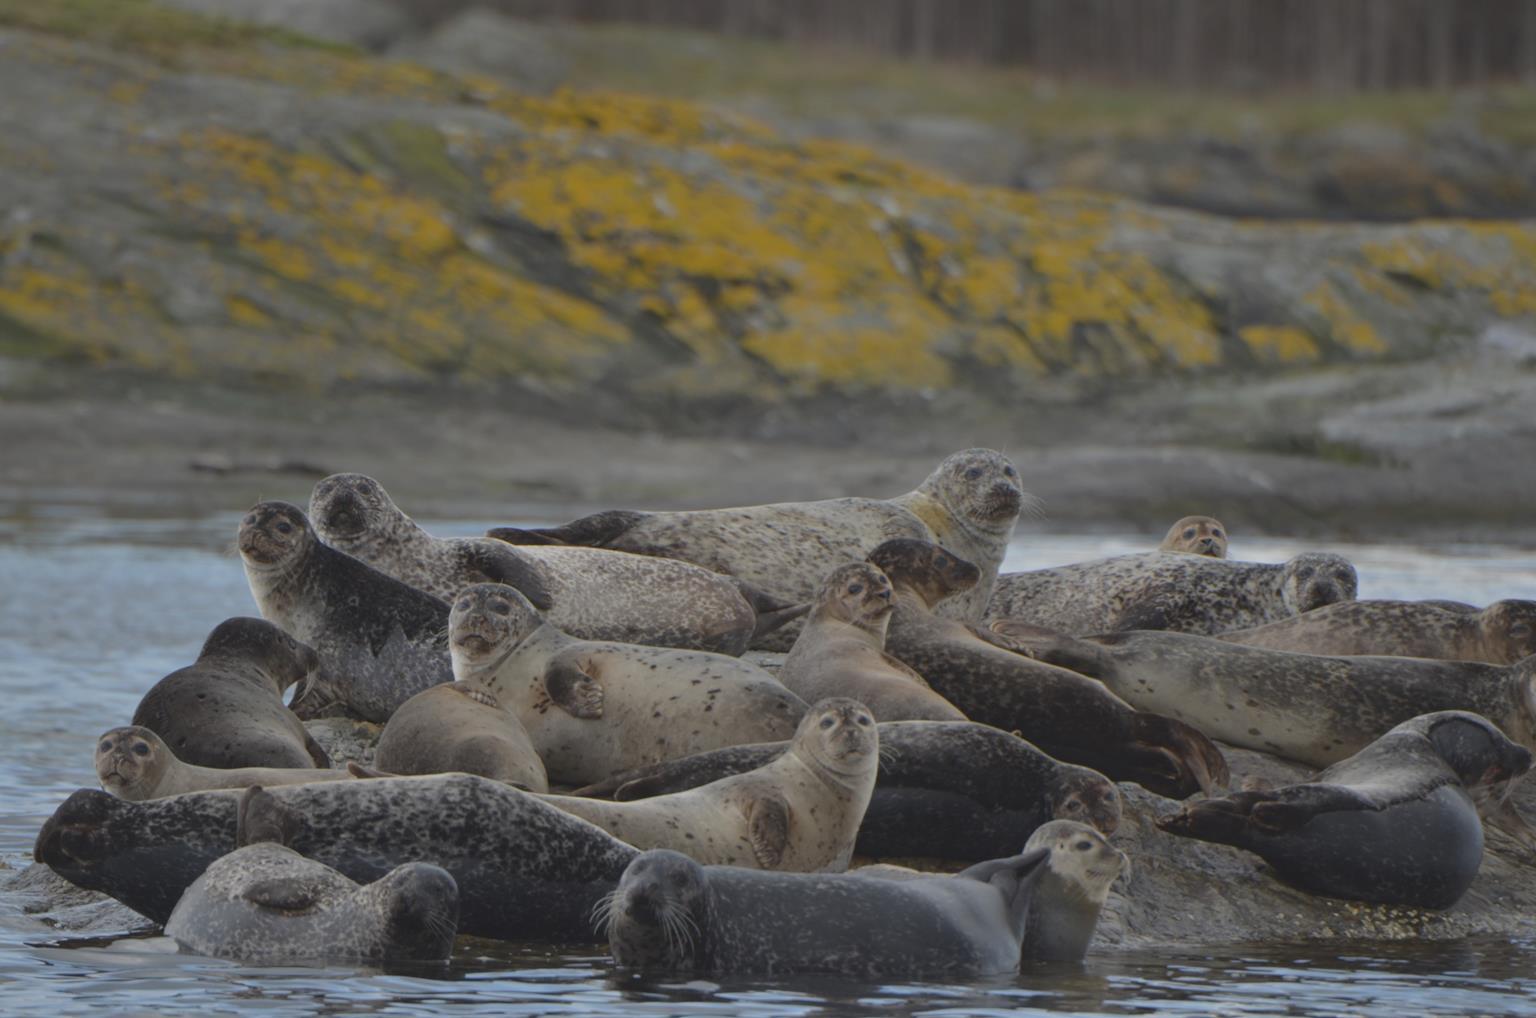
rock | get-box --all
[387,10,569,95]
[156,0,412,49]
[304,717,383,767]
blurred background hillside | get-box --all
[1,0,1534,540]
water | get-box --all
[4,510,1536,1016]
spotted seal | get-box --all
[131,617,329,769]
[1158,711,1532,908]
[1217,599,1536,665]
[1158,516,1228,558]
[574,721,1121,863]
[310,472,803,655]
[163,787,459,964]
[985,550,1358,635]
[238,501,461,722]
[538,698,876,871]
[492,448,1027,648]
[777,562,964,722]
[33,774,638,940]
[993,624,1536,767]
[451,583,805,786]
[369,681,548,792]
[95,726,348,801]
[868,539,1228,797]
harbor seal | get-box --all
[575,721,1122,863]
[1217,599,1536,665]
[1018,820,1128,962]
[993,624,1536,767]
[1158,711,1532,908]
[34,773,638,940]
[777,562,965,722]
[538,698,876,871]
[131,617,329,770]
[95,726,348,801]
[1158,516,1228,558]
[310,472,802,655]
[371,681,548,792]
[451,583,805,786]
[238,500,456,722]
[869,539,1228,797]
[602,846,1054,977]
[985,550,1358,635]
[492,448,1027,648]
[163,787,459,964]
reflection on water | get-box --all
[3,513,1536,1016]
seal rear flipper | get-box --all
[242,874,325,913]
[986,622,1110,678]
[487,510,649,549]
[237,786,299,848]
[303,731,332,769]
[1131,713,1230,797]
[543,654,605,719]
[956,847,1050,935]
[346,761,398,780]
[464,544,555,611]
[1155,790,1275,844]
[745,794,791,869]
[576,744,786,799]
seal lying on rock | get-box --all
[238,501,459,722]
[310,472,803,656]
[451,583,805,786]
[1217,599,1536,665]
[492,448,1027,648]
[869,539,1228,797]
[164,787,459,965]
[777,562,965,722]
[995,624,1536,767]
[33,774,637,941]
[538,698,876,871]
[370,681,548,792]
[574,721,1122,863]
[132,617,329,770]
[96,726,348,801]
[1158,516,1228,558]
[1157,711,1532,909]
[985,550,1357,635]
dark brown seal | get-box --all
[1217,598,1536,664]
[868,539,1229,798]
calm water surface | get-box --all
[4,510,1536,1016]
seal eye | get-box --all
[275,521,293,535]
[456,598,472,612]
[1004,466,1017,477]
[819,717,835,730]
[1183,528,1195,540]
[490,601,511,616]
[1075,840,1093,851]
[98,740,112,753]
[855,714,872,727]
[1063,798,1082,812]
[965,467,982,480]
[848,584,863,595]
[133,743,151,756]
[1212,529,1223,538]
[1510,624,1532,638]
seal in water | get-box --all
[985,550,1357,635]
[573,721,1122,863]
[164,787,459,964]
[868,539,1228,798]
[1157,711,1533,908]
[993,624,1536,767]
[131,617,329,770]
[33,774,638,940]
[450,583,805,786]
[95,726,348,801]
[310,472,803,655]
[538,698,877,872]
[601,846,1056,977]
[1217,598,1536,665]
[491,448,1028,648]
[777,562,965,722]
[238,500,460,722]
[368,681,548,792]
[1158,516,1228,558]
[1018,820,1127,962]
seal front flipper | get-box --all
[237,786,299,847]
[462,543,555,611]
[242,874,326,913]
[303,731,332,769]
[543,654,606,719]
[956,847,1050,932]
[487,510,650,549]
[1129,713,1229,797]
[745,793,791,868]
[986,623,1111,678]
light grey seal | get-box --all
[1158,711,1533,908]
[538,698,877,871]
[777,562,965,722]
[491,448,1028,648]
[1019,820,1127,962]
[451,583,805,786]
[371,681,548,792]
[163,787,459,965]
[1217,598,1536,665]
[95,726,348,801]
[985,550,1358,635]
[131,617,329,770]
[238,500,459,722]
[310,472,802,655]
[1158,515,1228,558]
[994,624,1536,767]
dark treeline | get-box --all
[394,0,1536,91]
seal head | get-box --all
[95,726,170,800]
[795,697,879,780]
[238,501,314,572]
[307,472,393,544]
[866,538,981,608]
[450,583,545,676]
[814,562,897,638]
[603,848,712,972]
[1280,553,1358,614]
[1160,516,1228,558]
[1481,601,1536,664]
[1021,819,1128,962]
[918,448,1026,533]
